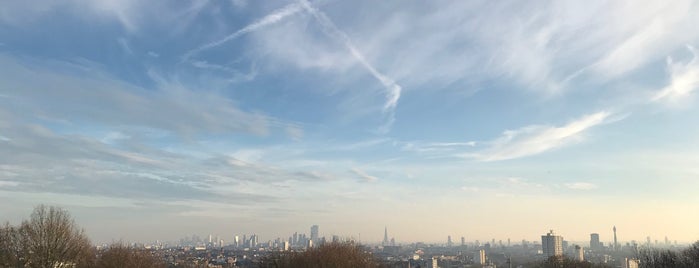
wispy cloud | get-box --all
[182,3,303,61]
[298,0,402,133]
[591,1,698,80]
[351,167,379,182]
[652,45,699,104]
[0,54,291,138]
[117,37,133,55]
[468,111,614,161]
[564,182,598,190]
[402,141,476,153]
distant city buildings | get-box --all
[474,249,486,265]
[541,230,563,258]
[574,245,584,261]
[137,222,692,268]
[590,233,601,250]
[383,226,389,246]
[613,226,619,251]
[622,258,639,268]
[310,225,319,246]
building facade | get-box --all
[541,230,563,258]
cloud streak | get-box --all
[351,167,379,182]
[298,0,402,132]
[564,182,598,190]
[0,54,276,138]
[469,111,613,161]
[652,45,699,103]
[182,3,303,61]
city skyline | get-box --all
[2,0,699,244]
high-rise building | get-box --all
[234,236,240,248]
[474,249,486,265]
[447,236,453,247]
[383,226,389,246]
[575,245,584,261]
[622,258,639,268]
[432,256,439,268]
[461,237,466,246]
[310,225,319,244]
[590,233,600,250]
[613,226,618,251]
[542,230,563,258]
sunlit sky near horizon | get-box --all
[1,0,699,245]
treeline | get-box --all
[0,205,165,268]
[636,242,699,268]
[1,205,380,268]
[528,243,699,268]
[260,242,380,268]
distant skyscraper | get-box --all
[310,225,319,244]
[250,234,258,248]
[234,236,240,248]
[432,256,439,268]
[542,230,563,258]
[622,258,639,268]
[575,245,584,261]
[474,249,486,265]
[613,226,618,251]
[590,233,600,250]
[461,237,466,246]
[383,226,389,246]
[448,236,453,247]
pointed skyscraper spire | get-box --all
[383,226,389,246]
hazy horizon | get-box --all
[2,0,699,245]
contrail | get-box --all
[298,0,402,132]
[182,3,303,61]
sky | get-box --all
[1,0,699,245]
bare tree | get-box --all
[16,205,94,268]
[0,222,30,267]
[261,242,380,268]
[96,243,165,268]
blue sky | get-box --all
[1,0,699,244]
